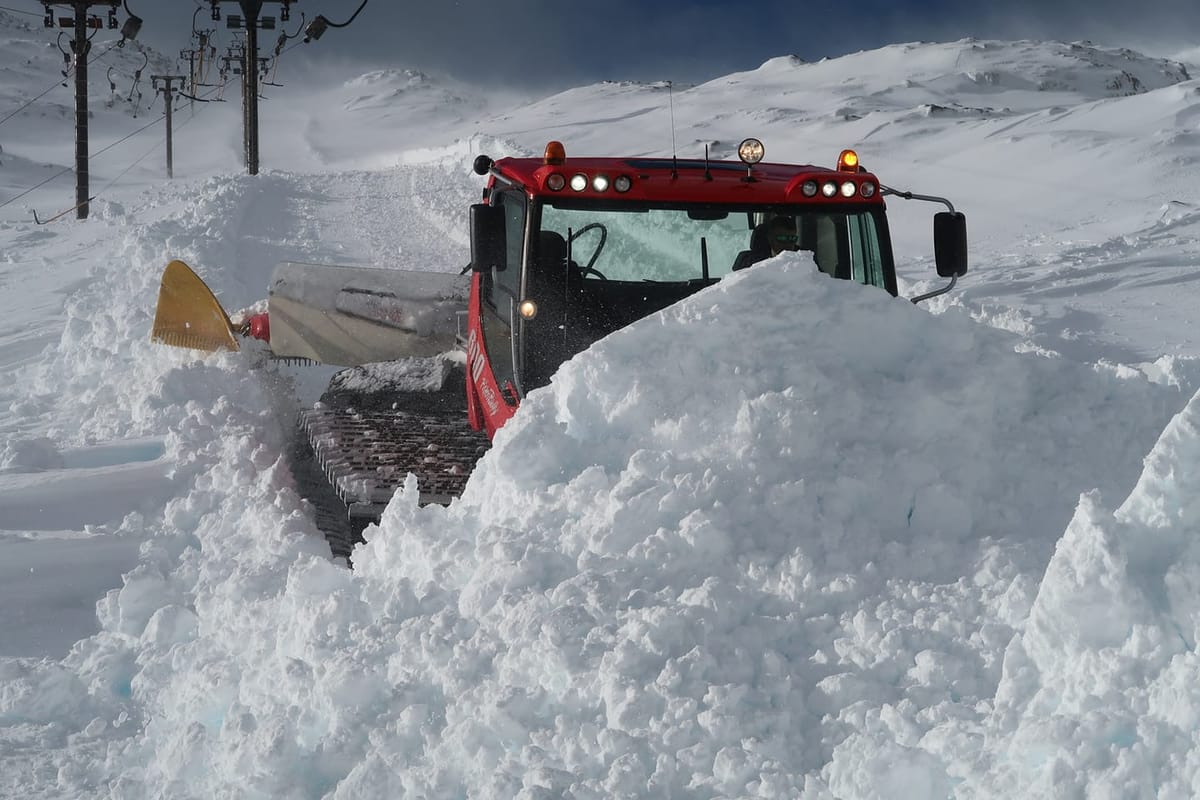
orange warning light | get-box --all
[544,141,566,165]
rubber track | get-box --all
[288,429,365,560]
[299,404,490,524]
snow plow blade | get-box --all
[267,262,469,366]
[150,260,240,352]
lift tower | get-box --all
[41,0,119,219]
[151,75,185,178]
[209,0,296,175]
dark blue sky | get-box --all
[133,0,1200,89]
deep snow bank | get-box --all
[4,241,1195,796]
[961,389,1200,797]
[342,256,1193,797]
[15,253,1191,798]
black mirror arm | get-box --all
[880,186,958,214]
[909,274,958,305]
[881,185,964,303]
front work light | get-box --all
[738,138,765,165]
[519,300,538,320]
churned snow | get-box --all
[3,15,1200,798]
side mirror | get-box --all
[470,204,506,273]
[934,211,967,278]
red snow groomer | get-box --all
[151,139,967,554]
[463,139,966,437]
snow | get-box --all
[3,20,1200,797]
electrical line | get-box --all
[323,0,369,27]
[0,110,165,213]
[0,39,124,132]
[5,81,224,218]
[303,0,369,42]
[92,109,165,157]
[276,37,306,59]
[0,165,75,211]
[62,83,222,215]
[93,132,160,194]
[92,84,220,186]
[0,4,41,16]
[88,40,125,67]
[0,79,65,129]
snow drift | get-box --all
[8,253,1193,798]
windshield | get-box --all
[538,202,891,289]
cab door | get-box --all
[471,188,528,433]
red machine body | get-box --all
[489,155,887,208]
[458,140,964,441]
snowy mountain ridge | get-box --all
[745,38,1192,103]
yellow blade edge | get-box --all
[150,260,240,352]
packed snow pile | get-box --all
[8,253,1196,797]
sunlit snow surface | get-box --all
[3,14,1200,797]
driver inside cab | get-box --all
[768,215,801,257]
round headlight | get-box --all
[518,299,538,320]
[840,181,856,197]
[861,182,876,198]
[801,180,818,197]
[614,175,632,193]
[821,181,838,197]
[592,175,610,192]
[546,173,565,191]
[738,138,765,165]
[570,173,588,192]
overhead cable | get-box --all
[0,4,41,16]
